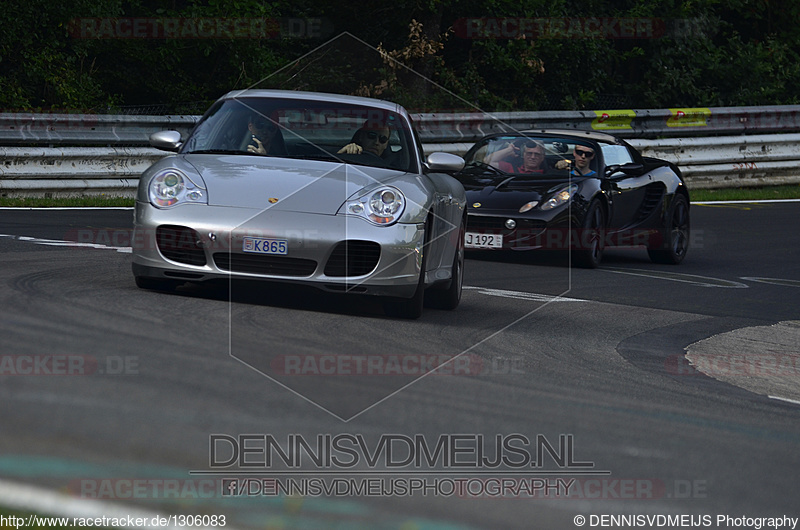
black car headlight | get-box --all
[148,169,207,208]
[541,184,578,210]
[340,186,406,226]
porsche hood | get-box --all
[183,155,405,214]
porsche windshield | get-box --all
[181,97,417,173]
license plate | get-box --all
[242,237,288,255]
[465,232,503,249]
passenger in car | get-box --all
[555,145,597,176]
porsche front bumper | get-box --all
[131,202,425,298]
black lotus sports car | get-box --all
[454,130,690,268]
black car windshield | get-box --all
[464,135,598,177]
[181,97,417,173]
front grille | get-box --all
[213,253,317,277]
[467,215,547,234]
[156,225,207,266]
[324,240,381,277]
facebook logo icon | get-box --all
[221,479,238,496]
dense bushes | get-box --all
[1,0,798,113]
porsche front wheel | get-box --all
[425,216,465,310]
[383,221,429,319]
[383,264,425,319]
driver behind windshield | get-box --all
[246,114,287,156]
[337,121,391,157]
[488,140,546,174]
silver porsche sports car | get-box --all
[131,90,467,318]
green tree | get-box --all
[1,0,798,113]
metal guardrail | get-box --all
[414,106,800,142]
[3,105,800,146]
[0,114,199,146]
[630,134,800,189]
[1,106,799,196]
[2,135,798,196]
[0,147,163,195]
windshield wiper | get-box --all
[184,149,248,155]
[494,175,517,190]
[282,153,342,162]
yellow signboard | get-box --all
[667,108,711,127]
[591,110,635,130]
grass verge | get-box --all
[690,184,800,202]
[0,196,134,208]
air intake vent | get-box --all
[635,185,665,222]
[213,253,317,277]
[156,225,206,266]
[467,215,546,234]
[324,241,381,277]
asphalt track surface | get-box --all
[0,202,798,529]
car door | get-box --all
[600,144,649,230]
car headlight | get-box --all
[148,169,207,208]
[340,186,406,226]
[540,184,579,210]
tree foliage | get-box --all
[1,0,798,113]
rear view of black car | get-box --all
[455,130,690,268]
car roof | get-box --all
[217,89,406,114]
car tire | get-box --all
[383,267,425,319]
[425,216,465,310]
[571,200,606,269]
[135,276,181,292]
[383,220,429,319]
[648,193,690,265]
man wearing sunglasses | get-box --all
[338,123,391,158]
[556,145,597,176]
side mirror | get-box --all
[605,162,643,179]
[149,130,183,152]
[425,152,465,172]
